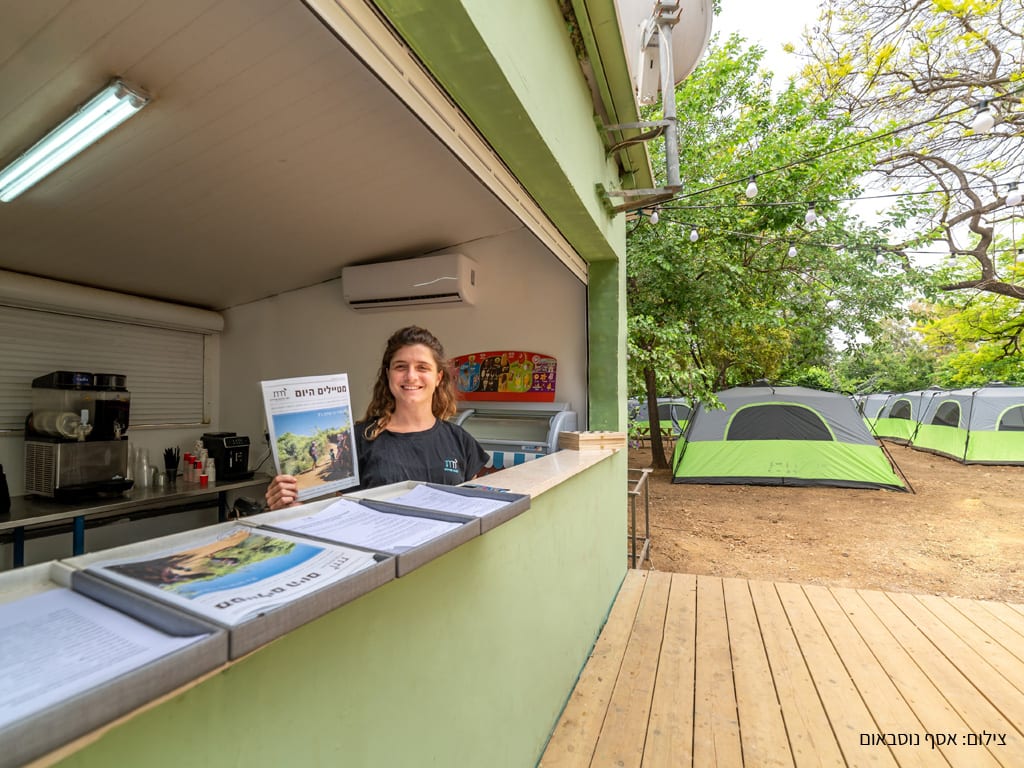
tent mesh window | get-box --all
[727,404,833,441]
[998,405,1024,431]
[932,401,961,427]
[889,400,912,419]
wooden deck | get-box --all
[541,571,1024,767]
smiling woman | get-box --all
[264,326,488,509]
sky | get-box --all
[709,0,947,264]
[712,0,823,84]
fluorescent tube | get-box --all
[0,79,149,202]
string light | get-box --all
[804,202,817,226]
[787,244,798,258]
[970,101,996,133]
[639,83,1024,213]
[689,227,699,242]
[649,209,660,225]
[1007,183,1022,207]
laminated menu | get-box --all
[347,481,532,534]
[0,562,226,768]
[250,496,481,577]
[0,589,207,726]
[258,497,462,554]
[79,526,380,626]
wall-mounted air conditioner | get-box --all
[342,253,478,311]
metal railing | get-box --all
[627,467,652,568]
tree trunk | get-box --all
[644,366,668,469]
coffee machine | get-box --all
[201,432,252,480]
[24,371,133,499]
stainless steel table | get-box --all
[0,474,271,567]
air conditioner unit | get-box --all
[342,253,479,311]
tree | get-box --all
[627,35,914,467]
[916,251,1024,386]
[832,316,939,392]
[800,0,1024,306]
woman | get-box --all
[265,326,488,510]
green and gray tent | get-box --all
[910,383,1024,464]
[672,384,907,490]
[853,392,892,426]
[869,388,945,444]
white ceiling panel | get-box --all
[0,0,522,310]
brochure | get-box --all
[84,526,379,625]
[388,484,510,518]
[0,588,207,728]
[261,373,359,500]
[263,498,462,554]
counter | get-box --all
[0,475,272,567]
[28,448,625,768]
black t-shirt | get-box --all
[353,418,489,490]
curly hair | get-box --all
[362,326,459,440]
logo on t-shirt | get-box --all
[444,458,460,475]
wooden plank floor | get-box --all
[541,571,1024,768]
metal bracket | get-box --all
[597,184,679,214]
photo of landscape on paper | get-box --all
[91,527,378,624]
[104,528,320,597]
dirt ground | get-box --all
[628,442,1024,603]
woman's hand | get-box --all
[265,474,300,510]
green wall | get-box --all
[56,454,627,768]
[374,0,629,266]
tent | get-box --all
[852,392,892,425]
[869,388,945,444]
[672,384,907,490]
[910,383,1024,464]
[628,397,692,441]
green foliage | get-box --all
[916,267,1024,386]
[832,318,940,393]
[627,36,916,421]
[786,365,838,391]
[275,427,350,476]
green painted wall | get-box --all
[588,256,627,431]
[55,454,627,768]
[375,0,629,265]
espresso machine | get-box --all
[24,371,133,499]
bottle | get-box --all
[137,450,151,489]
[0,463,10,513]
[206,457,216,483]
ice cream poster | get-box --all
[451,351,556,402]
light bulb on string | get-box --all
[1007,182,1022,207]
[745,176,758,199]
[971,101,995,133]
[804,203,817,226]
[649,209,659,225]
[948,252,958,262]
[787,244,798,258]
[689,228,699,243]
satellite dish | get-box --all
[614,0,714,105]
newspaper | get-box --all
[84,526,378,625]
[263,498,462,554]
[261,373,359,500]
[0,588,206,727]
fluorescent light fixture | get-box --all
[0,79,149,202]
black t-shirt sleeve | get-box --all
[456,424,489,480]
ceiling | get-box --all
[0,0,524,311]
